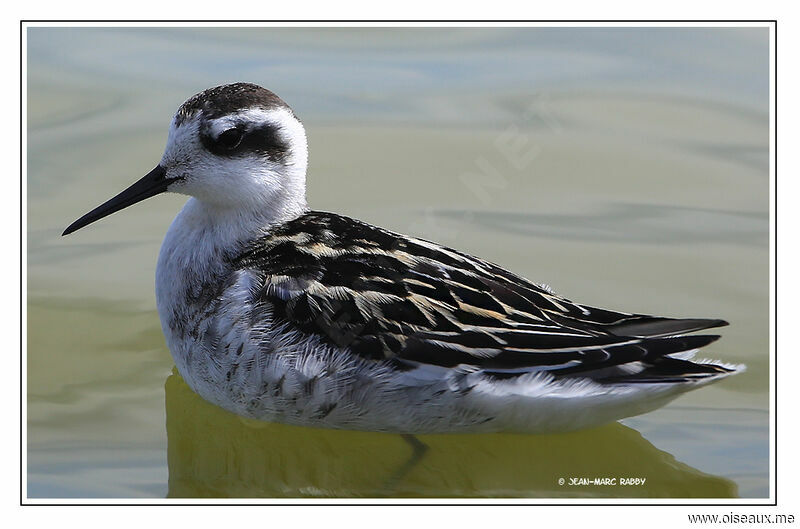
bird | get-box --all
[63,82,744,435]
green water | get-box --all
[26,26,770,498]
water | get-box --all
[26,26,770,499]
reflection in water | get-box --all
[165,371,737,498]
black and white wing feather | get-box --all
[233,212,732,383]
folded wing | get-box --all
[234,212,732,383]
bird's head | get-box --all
[64,83,308,235]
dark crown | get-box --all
[175,83,294,125]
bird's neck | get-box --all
[161,196,309,271]
[155,196,307,327]
[186,194,307,236]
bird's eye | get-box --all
[216,128,245,150]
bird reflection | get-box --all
[165,370,737,498]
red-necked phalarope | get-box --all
[63,83,744,434]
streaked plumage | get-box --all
[64,83,744,434]
[235,211,729,379]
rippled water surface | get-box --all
[26,26,770,498]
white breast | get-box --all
[156,199,238,379]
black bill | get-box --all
[62,165,170,236]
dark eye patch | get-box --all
[238,124,288,162]
[217,128,244,150]
[202,122,289,162]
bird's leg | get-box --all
[381,434,429,494]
